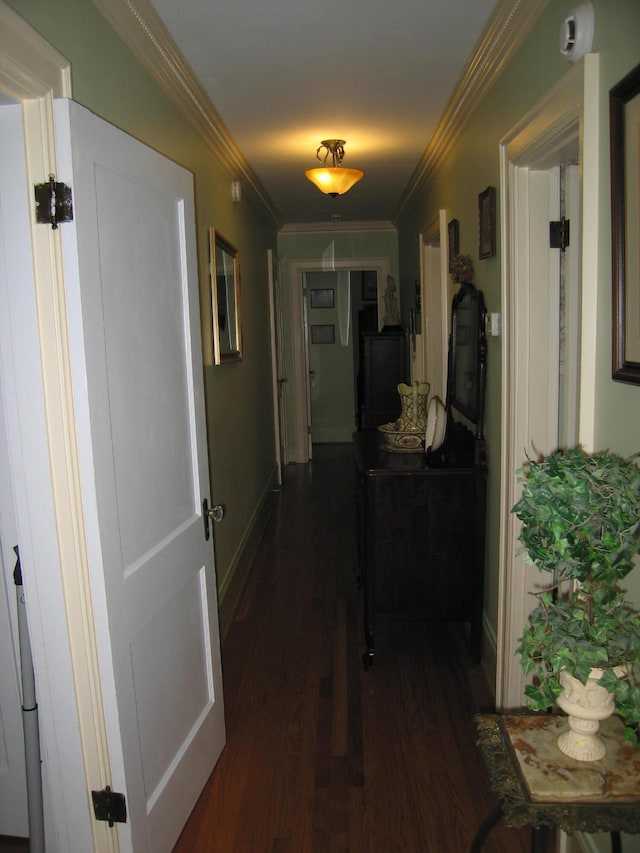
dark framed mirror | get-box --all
[611,61,640,384]
[447,282,487,437]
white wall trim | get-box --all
[280,220,396,235]
[394,0,551,220]
[578,53,599,453]
[92,0,280,226]
[0,2,71,99]
[0,4,117,850]
[495,61,584,710]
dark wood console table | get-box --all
[354,423,487,666]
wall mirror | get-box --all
[611,61,640,384]
[447,282,487,437]
[209,227,242,364]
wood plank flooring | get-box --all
[173,443,551,853]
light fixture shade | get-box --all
[305,139,364,197]
[305,166,364,197]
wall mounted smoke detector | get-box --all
[559,1,594,63]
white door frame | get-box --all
[496,56,599,710]
[267,249,287,479]
[0,4,116,851]
[289,256,390,463]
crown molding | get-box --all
[92,0,281,227]
[279,220,396,235]
[93,0,551,231]
[393,0,552,221]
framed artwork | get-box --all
[362,271,378,301]
[448,219,460,271]
[310,288,334,309]
[208,227,242,364]
[310,324,335,344]
[478,186,496,259]
[611,61,640,384]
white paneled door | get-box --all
[55,100,225,853]
[0,103,30,840]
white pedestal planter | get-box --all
[556,668,619,761]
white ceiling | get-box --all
[149,0,500,225]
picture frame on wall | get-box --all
[448,219,460,272]
[478,186,496,259]
[310,288,334,309]
[610,61,640,385]
[311,324,335,344]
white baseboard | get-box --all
[217,464,280,639]
[569,832,640,852]
[481,610,498,691]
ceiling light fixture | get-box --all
[305,139,364,198]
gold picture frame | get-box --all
[209,227,242,365]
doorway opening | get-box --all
[496,59,596,713]
[290,257,391,462]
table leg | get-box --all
[532,826,549,853]
[470,803,504,851]
[362,630,374,668]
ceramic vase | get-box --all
[556,667,623,761]
[395,382,430,433]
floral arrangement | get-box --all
[450,254,474,284]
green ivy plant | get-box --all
[513,447,640,743]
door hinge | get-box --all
[34,175,73,230]
[549,216,570,252]
[91,786,127,827]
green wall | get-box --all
[396,0,586,643]
[396,5,640,848]
[8,0,280,626]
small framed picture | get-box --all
[448,219,460,272]
[310,288,334,309]
[310,324,335,344]
[479,186,496,259]
[362,271,378,301]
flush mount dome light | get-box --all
[305,139,364,197]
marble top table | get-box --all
[473,714,640,847]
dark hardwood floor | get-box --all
[0,839,28,853]
[173,443,552,853]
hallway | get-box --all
[172,443,543,852]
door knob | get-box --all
[209,503,225,522]
[202,498,225,540]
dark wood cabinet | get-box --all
[354,424,487,665]
[357,330,409,429]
